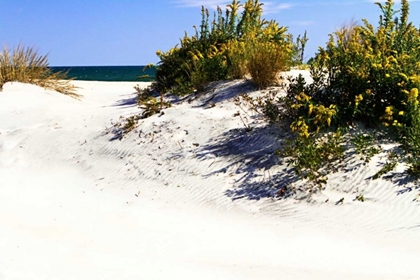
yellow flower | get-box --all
[390,56,398,63]
[411,88,419,99]
[400,53,409,60]
[409,75,420,84]
[385,74,390,78]
[299,93,311,102]
[399,111,404,116]
[399,73,409,81]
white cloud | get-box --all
[263,2,295,14]
[174,0,230,10]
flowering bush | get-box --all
[279,0,420,183]
[153,0,295,95]
[313,0,420,129]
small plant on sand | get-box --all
[0,44,77,97]
[352,133,381,163]
[281,128,345,188]
[355,194,365,202]
[236,89,285,124]
[135,85,171,119]
[122,115,140,135]
[372,150,399,180]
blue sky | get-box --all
[1,0,419,66]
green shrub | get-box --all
[153,0,295,95]
[312,0,420,179]
[0,44,77,97]
[154,4,240,95]
[313,0,420,128]
[246,22,293,88]
[267,0,420,184]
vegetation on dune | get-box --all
[264,0,420,187]
[0,45,78,97]
[134,0,303,118]
[152,0,298,95]
[133,0,420,194]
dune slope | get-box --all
[1,77,420,280]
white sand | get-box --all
[1,75,420,280]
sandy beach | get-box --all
[1,73,420,279]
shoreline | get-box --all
[50,65,156,83]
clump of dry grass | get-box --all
[247,40,291,88]
[0,45,79,97]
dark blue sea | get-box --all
[49,66,156,82]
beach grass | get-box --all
[0,44,78,97]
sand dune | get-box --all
[1,75,420,279]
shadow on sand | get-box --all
[196,125,300,200]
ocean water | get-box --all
[49,66,156,82]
